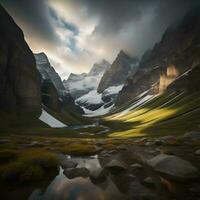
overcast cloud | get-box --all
[1,0,199,78]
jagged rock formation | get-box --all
[97,50,139,93]
[117,7,200,105]
[0,5,41,114]
[35,53,66,96]
[35,53,83,115]
[167,64,200,93]
[63,59,110,99]
[63,59,112,114]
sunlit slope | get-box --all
[103,91,200,137]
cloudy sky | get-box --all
[1,0,199,79]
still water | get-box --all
[29,156,125,200]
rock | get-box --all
[145,141,154,146]
[189,185,200,193]
[97,50,138,93]
[156,136,177,145]
[63,167,89,179]
[143,177,156,188]
[195,149,200,155]
[147,154,199,182]
[105,159,126,174]
[90,168,108,183]
[116,145,127,150]
[129,180,159,200]
[35,53,84,115]
[183,131,200,139]
[60,160,78,169]
[135,138,148,145]
[130,163,144,170]
[95,140,105,146]
[0,139,10,144]
[0,5,41,114]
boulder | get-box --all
[129,180,159,200]
[105,159,126,174]
[90,168,108,183]
[130,163,144,170]
[143,177,156,188]
[63,167,89,179]
[60,160,78,169]
[147,154,199,182]
[156,135,177,145]
[195,149,200,155]
[183,131,200,139]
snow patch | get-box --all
[76,90,103,104]
[83,104,114,117]
[39,109,67,128]
[103,85,123,95]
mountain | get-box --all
[97,50,139,93]
[34,52,83,115]
[0,5,41,114]
[63,59,112,114]
[35,53,66,96]
[116,7,200,105]
[63,59,110,99]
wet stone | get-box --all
[64,167,90,179]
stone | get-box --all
[130,163,144,170]
[183,131,200,139]
[60,160,78,169]
[90,168,108,183]
[195,149,200,155]
[63,167,89,179]
[116,145,127,150]
[147,154,199,182]
[105,159,126,174]
[129,180,159,200]
[143,177,155,188]
[0,139,10,144]
[156,135,177,145]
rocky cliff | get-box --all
[0,5,41,114]
[97,50,139,93]
[35,52,83,115]
[116,7,200,105]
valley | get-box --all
[0,2,200,200]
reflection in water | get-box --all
[29,156,125,200]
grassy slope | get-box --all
[0,106,93,136]
[102,91,200,138]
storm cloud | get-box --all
[1,0,199,78]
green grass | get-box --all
[102,91,200,138]
[0,149,59,183]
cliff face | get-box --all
[0,5,41,113]
[97,50,138,93]
[35,53,66,96]
[35,52,83,115]
[116,7,200,105]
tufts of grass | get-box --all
[57,142,98,156]
[0,150,59,184]
[0,150,18,164]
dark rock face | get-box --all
[34,53,66,96]
[117,7,200,105]
[41,80,60,111]
[167,64,200,93]
[97,50,139,93]
[0,5,41,113]
[35,52,83,114]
